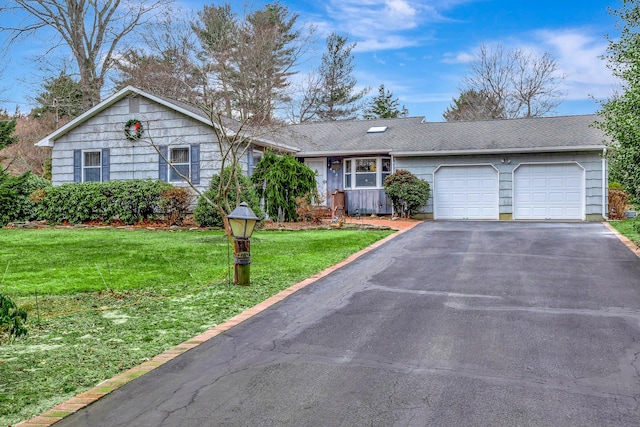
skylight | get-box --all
[367,126,388,133]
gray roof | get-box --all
[287,114,606,156]
[36,86,605,157]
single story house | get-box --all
[37,86,608,221]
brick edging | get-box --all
[602,221,640,258]
[18,223,419,426]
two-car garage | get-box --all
[433,163,585,221]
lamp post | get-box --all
[227,202,259,286]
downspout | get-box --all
[390,155,396,217]
[602,147,608,220]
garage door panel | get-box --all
[514,164,584,220]
[435,166,499,220]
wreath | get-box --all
[124,119,143,140]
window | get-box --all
[248,148,263,176]
[343,157,391,189]
[355,159,377,187]
[159,144,199,185]
[170,147,190,182]
[83,151,101,182]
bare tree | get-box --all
[0,113,61,177]
[286,71,324,123]
[458,44,565,119]
[0,0,173,110]
[112,7,203,103]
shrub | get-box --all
[383,169,430,217]
[160,187,195,225]
[250,151,317,222]
[0,170,51,226]
[35,179,172,225]
[609,188,629,220]
[0,292,27,341]
[194,166,262,227]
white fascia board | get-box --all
[390,145,605,157]
[295,149,392,157]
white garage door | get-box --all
[513,163,584,220]
[434,165,499,220]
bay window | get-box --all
[343,157,391,189]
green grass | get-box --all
[0,227,394,425]
[608,218,640,244]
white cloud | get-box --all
[534,29,618,100]
[322,0,467,50]
[441,51,475,64]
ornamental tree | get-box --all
[383,169,430,217]
[250,150,317,221]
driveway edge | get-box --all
[602,221,640,258]
[18,223,420,427]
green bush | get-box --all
[36,179,172,225]
[250,151,317,221]
[383,169,430,217]
[609,181,625,190]
[0,292,27,341]
[194,166,262,227]
[0,170,51,226]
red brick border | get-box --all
[17,222,420,426]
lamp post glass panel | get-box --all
[227,202,259,286]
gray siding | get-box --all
[50,96,245,193]
[394,151,605,219]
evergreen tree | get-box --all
[0,118,18,152]
[316,33,368,121]
[194,2,307,124]
[595,0,640,200]
[443,89,504,121]
[31,72,84,119]
[363,84,408,119]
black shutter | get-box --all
[190,144,200,185]
[101,148,110,182]
[73,150,82,182]
[158,145,168,182]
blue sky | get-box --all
[0,0,621,121]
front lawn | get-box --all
[0,227,394,425]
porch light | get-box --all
[227,202,259,286]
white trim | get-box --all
[168,146,190,183]
[82,150,102,183]
[343,157,391,189]
[433,164,500,220]
[512,162,586,220]
[391,145,604,157]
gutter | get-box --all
[390,145,605,157]
[295,149,392,157]
[602,147,609,220]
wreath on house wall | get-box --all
[124,119,143,140]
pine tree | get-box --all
[316,33,368,121]
[443,89,504,121]
[363,84,408,119]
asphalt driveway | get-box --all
[57,222,640,426]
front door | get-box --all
[305,158,327,205]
